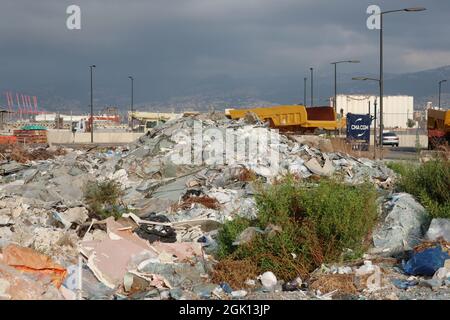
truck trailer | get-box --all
[427,108,450,149]
[226,105,343,133]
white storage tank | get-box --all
[335,95,414,129]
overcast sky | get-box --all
[0,0,448,105]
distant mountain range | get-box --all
[3,66,450,115]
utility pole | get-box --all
[128,76,134,130]
[304,77,307,106]
[378,7,426,159]
[89,65,96,143]
[379,12,384,157]
[310,67,314,107]
[352,77,381,159]
[374,98,377,160]
[439,80,447,110]
[334,63,337,111]
[331,60,360,112]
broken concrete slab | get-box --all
[372,193,429,255]
[79,218,159,289]
[54,207,89,229]
[304,157,335,177]
[426,219,450,242]
[80,238,157,289]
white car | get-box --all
[382,132,399,147]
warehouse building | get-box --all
[335,95,414,129]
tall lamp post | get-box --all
[304,77,307,106]
[353,76,380,160]
[89,65,96,143]
[331,60,360,113]
[439,79,447,110]
[128,76,134,130]
[310,67,314,107]
[378,7,426,159]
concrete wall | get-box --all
[336,95,414,129]
[47,130,143,145]
[36,113,86,122]
[47,129,427,148]
[367,134,428,148]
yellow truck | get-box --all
[226,105,342,133]
[427,108,450,149]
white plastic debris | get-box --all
[231,290,248,298]
[355,261,375,276]
[258,271,277,290]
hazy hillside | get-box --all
[3,66,450,114]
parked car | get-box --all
[381,132,399,147]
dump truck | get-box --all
[226,105,342,133]
[427,108,450,149]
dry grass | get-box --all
[173,195,221,211]
[211,258,260,290]
[0,144,66,163]
[237,168,257,182]
[414,238,450,253]
[309,274,358,295]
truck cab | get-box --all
[71,119,87,133]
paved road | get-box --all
[383,146,420,161]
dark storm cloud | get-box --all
[0,0,448,104]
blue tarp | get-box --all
[403,245,450,276]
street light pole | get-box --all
[374,98,377,160]
[331,60,360,113]
[379,12,384,158]
[128,76,134,130]
[378,7,426,159]
[89,65,96,143]
[439,80,447,110]
[334,63,337,110]
[310,67,314,107]
[352,76,381,160]
[304,77,307,106]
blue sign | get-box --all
[346,113,372,142]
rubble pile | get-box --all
[0,115,448,300]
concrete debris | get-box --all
[426,219,450,242]
[372,193,429,256]
[290,135,333,153]
[355,261,375,276]
[54,207,89,229]
[0,115,427,300]
[304,157,335,177]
